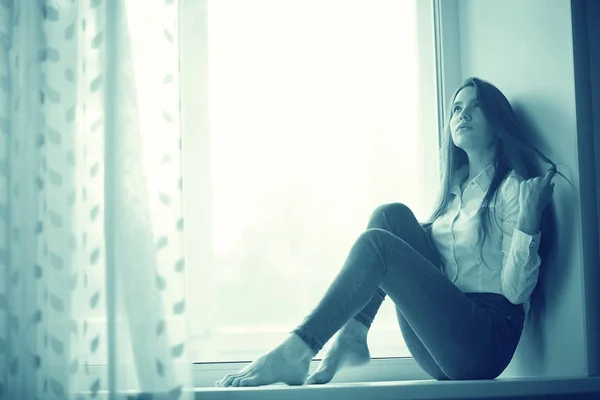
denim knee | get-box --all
[368,202,414,228]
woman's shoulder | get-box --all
[498,170,523,199]
[504,169,524,184]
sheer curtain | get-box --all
[0,0,191,398]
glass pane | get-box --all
[186,0,438,363]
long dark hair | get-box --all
[423,77,566,264]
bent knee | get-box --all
[369,203,415,225]
[357,228,391,244]
[356,228,403,255]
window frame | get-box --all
[178,0,448,387]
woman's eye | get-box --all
[453,106,461,113]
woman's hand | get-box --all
[517,168,556,234]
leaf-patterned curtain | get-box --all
[0,0,192,398]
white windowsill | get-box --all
[82,361,600,398]
[193,376,600,400]
[193,357,429,388]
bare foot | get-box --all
[215,333,314,387]
[306,319,371,384]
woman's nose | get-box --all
[458,109,471,121]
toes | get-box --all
[239,377,257,387]
[225,376,239,387]
[218,373,239,387]
[306,370,332,385]
[217,366,260,387]
[215,374,229,387]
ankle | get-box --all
[340,319,369,339]
[282,333,316,361]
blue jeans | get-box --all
[292,203,525,380]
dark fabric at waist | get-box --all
[465,292,525,321]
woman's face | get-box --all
[450,86,496,153]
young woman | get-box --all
[216,77,559,387]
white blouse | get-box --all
[430,163,542,313]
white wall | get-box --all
[455,0,588,378]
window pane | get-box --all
[185,0,438,363]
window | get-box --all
[179,0,440,384]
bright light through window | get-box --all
[184,0,438,363]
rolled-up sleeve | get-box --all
[499,176,542,304]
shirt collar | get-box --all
[452,162,495,193]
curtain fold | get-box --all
[0,0,192,398]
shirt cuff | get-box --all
[513,228,541,260]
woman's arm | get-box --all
[516,212,541,236]
[499,175,542,305]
